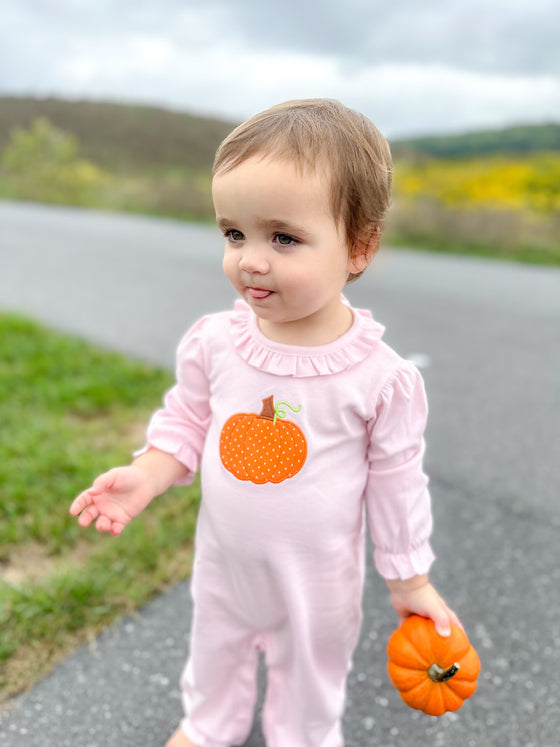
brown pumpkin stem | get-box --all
[428,662,460,683]
[259,396,276,421]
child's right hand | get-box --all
[69,466,157,536]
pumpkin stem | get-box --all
[259,396,276,421]
[259,396,302,424]
[428,662,460,683]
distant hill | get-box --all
[0,96,558,168]
[391,123,560,159]
[0,96,237,172]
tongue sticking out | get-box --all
[249,288,272,299]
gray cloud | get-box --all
[200,0,560,75]
[1,0,558,136]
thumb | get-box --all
[433,613,451,638]
[91,468,123,493]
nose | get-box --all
[239,244,270,275]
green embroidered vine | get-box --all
[273,401,302,425]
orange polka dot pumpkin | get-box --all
[219,396,307,484]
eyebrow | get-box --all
[216,217,234,230]
[260,218,307,235]
[216,216,309,237]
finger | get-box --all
[110,522,126,537]
[69,491,94,515]
[77,505,99,527]
[434,608,452,637]
[95,515,112,533]
[92,469,119,493]
[447,607,465,632]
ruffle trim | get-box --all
[374,541,436,580]
[229,299,385,377]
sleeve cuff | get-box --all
[374,540,436,580]
[133,440,199,486]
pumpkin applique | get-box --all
[219,395,307,484]
[387,615,481,716]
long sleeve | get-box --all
[141,316,212,485]
[365,361,435,579]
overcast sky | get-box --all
[1,0,559,138]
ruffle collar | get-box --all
[229,299,385,377]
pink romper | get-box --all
[144,300,435,747]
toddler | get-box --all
[70,99,462,747]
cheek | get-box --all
[222,251,237,280]
[278,264,308,293]
[328,245,355,284]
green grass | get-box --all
[0,315,200,700]
[386,230,560,266]
[385,199,560,267]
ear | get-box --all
[347,224,380,275]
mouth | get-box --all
[248,287,273,300]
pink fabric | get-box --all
[145,299,434,580]
[230,300,386,377]
[143,300,435,744]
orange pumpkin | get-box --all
[387,615,480,716]
[219,395,307,484]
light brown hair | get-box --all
[212,98,393,281]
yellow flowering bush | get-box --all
[388,153,560,264]
[394,154,560,213]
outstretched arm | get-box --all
[69,449,189,536]
[386,574,463,637]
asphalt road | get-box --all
[1,200,559,746]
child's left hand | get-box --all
[386,574,463,637]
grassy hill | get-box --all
[0,96,236,172]
[391,123,560,160]
[2,96,558,167]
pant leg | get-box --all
[260,557,364,747]
[180,563,261,746]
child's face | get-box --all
[213,154,366,344]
